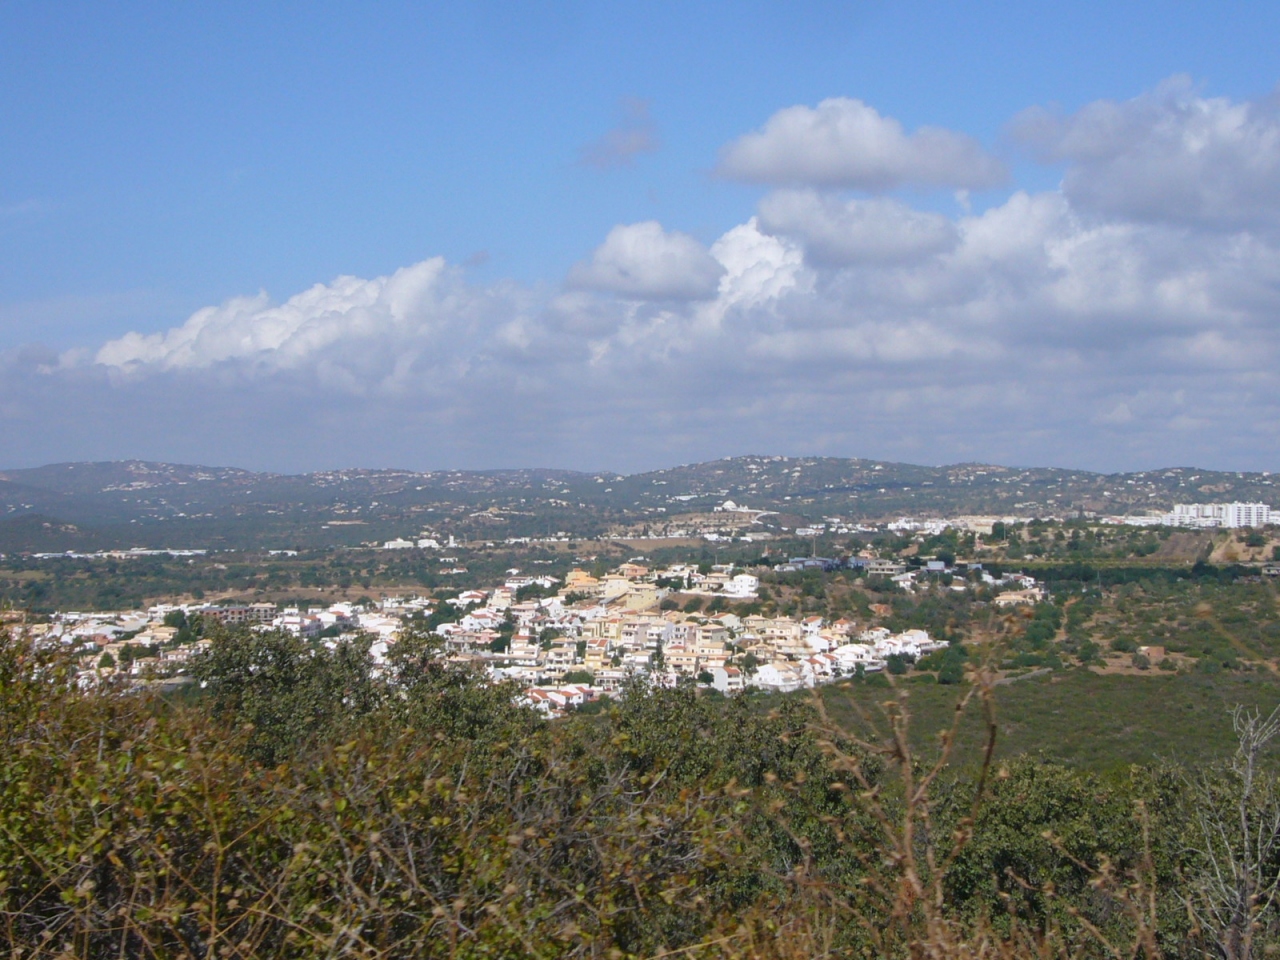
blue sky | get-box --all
[3,2,1280,473]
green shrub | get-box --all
[0,628,1259,959]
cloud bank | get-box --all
[4,80,1280,473]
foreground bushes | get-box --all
[0,630,1277,958]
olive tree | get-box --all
[1187,704,1280,960]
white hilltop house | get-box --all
[831,643,885,673]
[749,660,808,693]
[710,664,745,694]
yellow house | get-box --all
[565,569,600,591]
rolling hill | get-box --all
[0,456,1275,552]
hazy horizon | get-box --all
[0,453,1271,482]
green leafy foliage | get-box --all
[4,627,1280,958]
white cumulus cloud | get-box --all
[567,221,725,300]
[708,218,810,314]
[96,259,457,372]
[1013,76,1280,228]
[758,190,958,265]
[717,97,1006,190]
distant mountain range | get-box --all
[0,457,1275,553]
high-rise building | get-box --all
[1167,502,1271,528]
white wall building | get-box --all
[722,573,759,598]
[1165,502,1272,528]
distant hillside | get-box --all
[0,456,1275,552]
[0,514,115,554]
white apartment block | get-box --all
[1166,502,1272,529]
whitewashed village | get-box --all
[15,552,1060,717]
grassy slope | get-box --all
[812,667,1280,774]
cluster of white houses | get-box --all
[34,546,1088,726]
[32,599,410,680]
[418,560,953,714]
[33,555,966,715]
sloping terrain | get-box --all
[0,456,1275,552]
